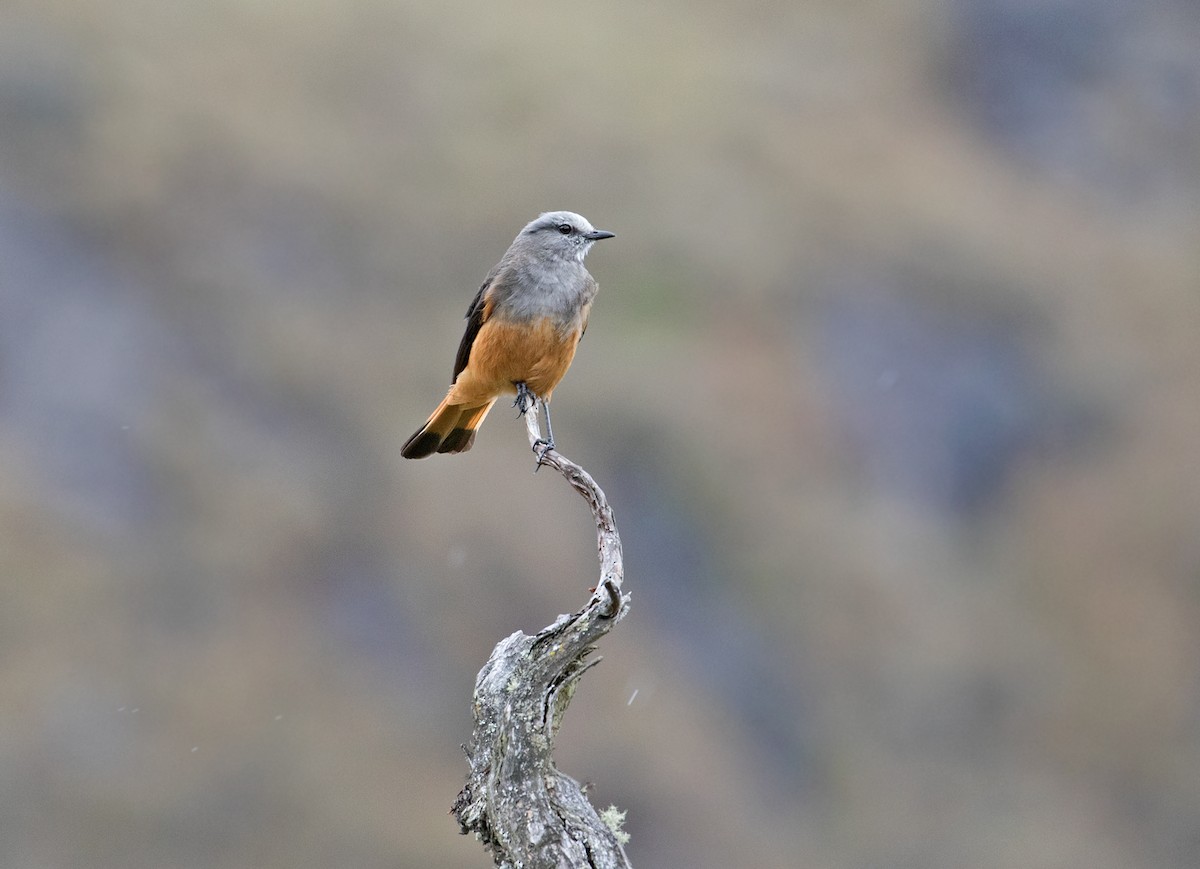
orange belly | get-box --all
[448,316,581,404]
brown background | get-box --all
[2,1,1198,867]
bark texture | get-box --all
[451,406,632,869]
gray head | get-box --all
[515,211,615,263]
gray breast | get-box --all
[497,257,596,327]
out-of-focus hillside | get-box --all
[2,1,1198,867]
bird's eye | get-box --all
[557,224,572,235]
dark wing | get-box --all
[452,278,493,382]
[579,300,593,340]
[578,276,597,340]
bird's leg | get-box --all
[513,381,535,417]
[534,399,556,469]
[513,381,554,468]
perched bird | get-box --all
[401,211,614,460]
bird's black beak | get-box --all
[584,230,615,241]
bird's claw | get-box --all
[513,382,536,417]
[533,438,555,470]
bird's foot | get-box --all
[512,381,537,417]
[533,437,555,470]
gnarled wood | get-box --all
[451,405,632,869]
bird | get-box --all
[401,211,614,460]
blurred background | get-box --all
[2,1,1199,867]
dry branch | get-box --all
[451,405,633,869]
